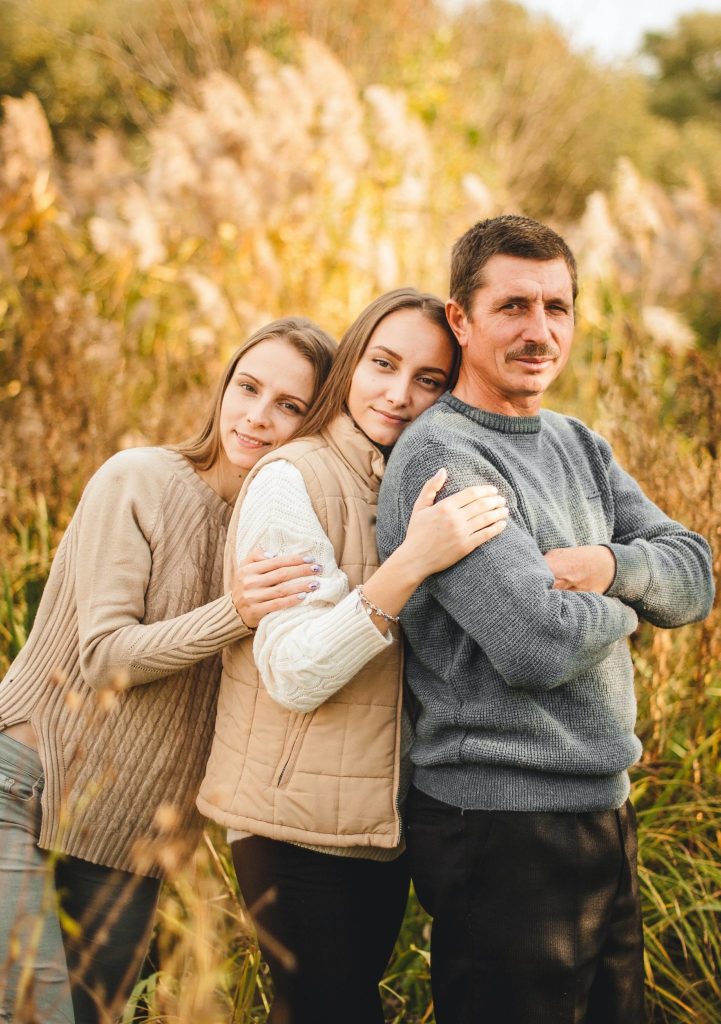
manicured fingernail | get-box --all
[296,592,307,601]
[308,581,320,591]
[302,555,315,563]
[263,551,277,559]
[311,564,322,574]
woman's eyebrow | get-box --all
[236,371,309,408]
[370,345,447,376]
[283,394,310,409]
[369,344,402,360]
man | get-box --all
[377,215,714,1024]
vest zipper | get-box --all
[274,713,313,789]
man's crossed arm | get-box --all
[378,442,713,694]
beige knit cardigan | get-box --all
[0,447,248,877]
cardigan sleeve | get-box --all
[235,461,392,713]
[75,450,249,690]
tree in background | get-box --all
[644,12,721,126]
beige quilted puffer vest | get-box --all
[197,414,403,849]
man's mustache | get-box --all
[505,343,560,361]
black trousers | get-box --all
[56,855,160,1024]
[406,786,646,1024]
[231,837,410,1024]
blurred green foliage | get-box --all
[3,0,721,214]
[644,12,721,126]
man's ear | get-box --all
[445,299,469,347]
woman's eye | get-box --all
[238,381,256,393]
[373,358,393,370]
[279,402,302,415]
[418,376,444,389]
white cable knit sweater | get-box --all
[238,460,392,710]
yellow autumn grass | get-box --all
[1,5,719,1020]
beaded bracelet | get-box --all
[354,585,400,624]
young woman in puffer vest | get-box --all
[198,289,510,1024]
[0,318,338,1024]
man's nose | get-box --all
[521,304,552,342]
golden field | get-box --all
[1,2,719,1020]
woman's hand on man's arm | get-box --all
[358,469,509,635]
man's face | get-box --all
[447,254,575,415]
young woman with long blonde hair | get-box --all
[199,289,509,1024]
[0,318,336,1023]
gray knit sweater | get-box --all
[377,393,714,813]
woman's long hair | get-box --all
[294,288,459,441]
[175,318,337,471]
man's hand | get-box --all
[543,545,616,594]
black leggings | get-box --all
[231,837,410,1024]
[55,855,160,1024]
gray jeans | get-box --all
[0,733,161,1024]
[0,731,75,1023]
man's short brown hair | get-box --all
[450,214,578,313]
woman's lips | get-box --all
[232,431,270,449]
[373,408,409,424]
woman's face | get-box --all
[218,337,316,475]
[346,308,455,446]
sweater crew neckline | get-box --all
[440,392,542,434]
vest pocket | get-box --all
[273,712,314,789]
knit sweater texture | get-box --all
[0,448,249,877]
[377,393,714,813]
[239,460,392,712]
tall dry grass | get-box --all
[1,6,719,1022]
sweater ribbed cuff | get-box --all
[604,542,652,604]
[212,591,253,642]
[264,590,393,711]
